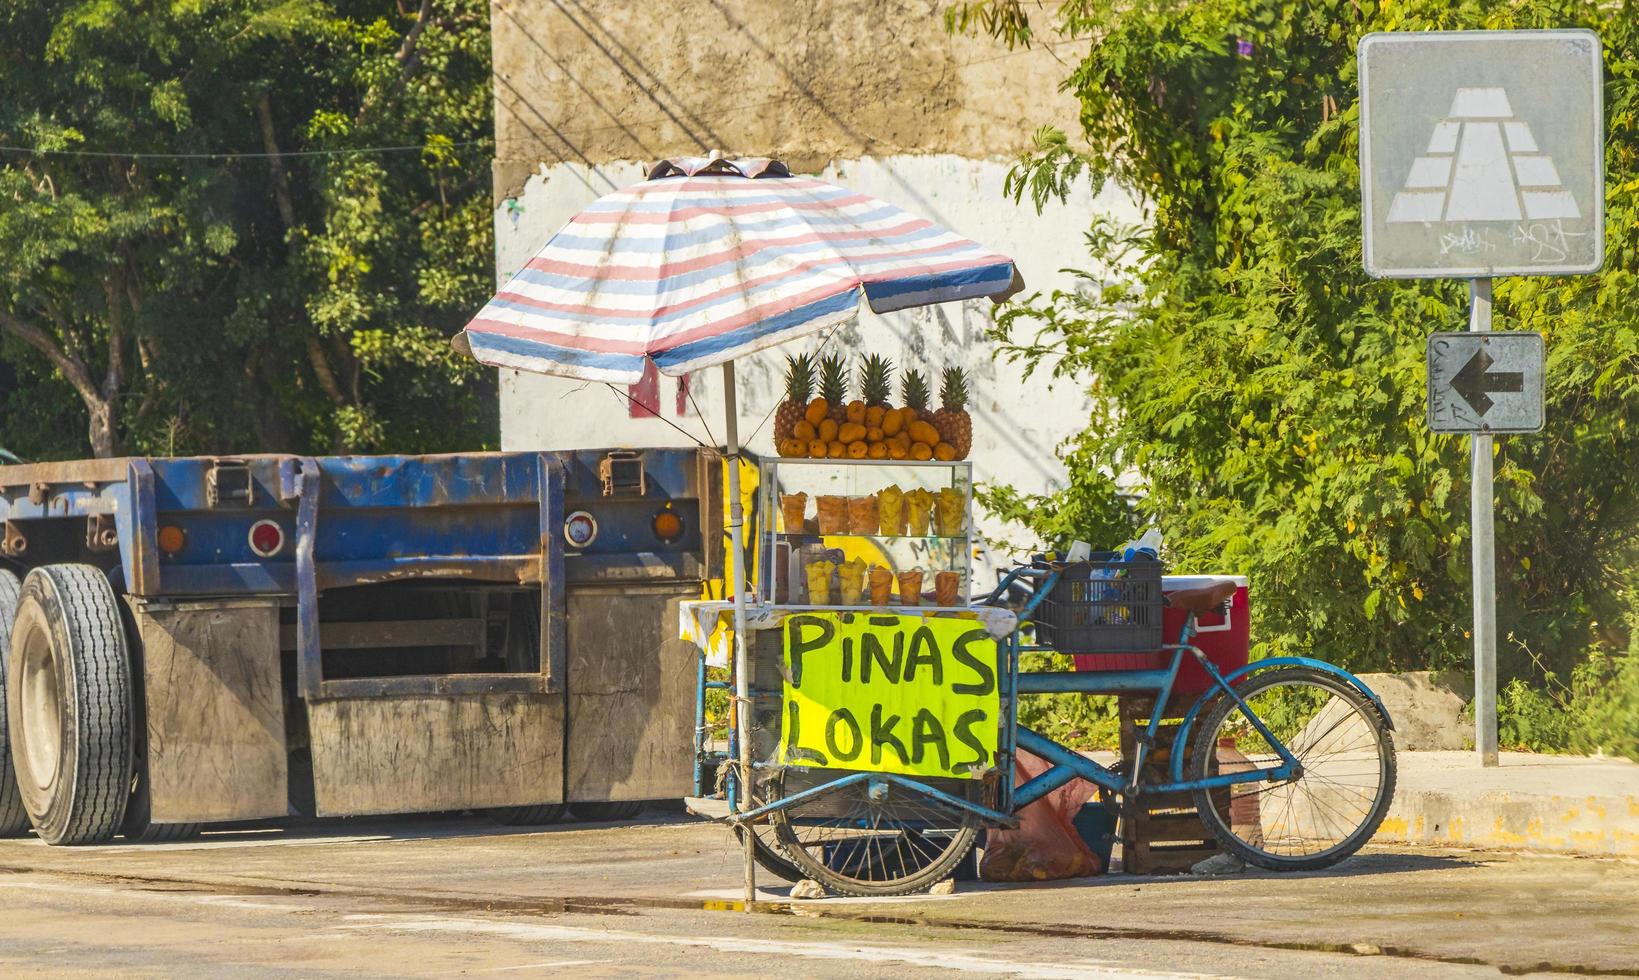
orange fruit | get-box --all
[793,420,817,441]
[819,418,839,442]
[911,442,934,461]
[847,440,868,459]
[868,442,889,460]
[827,441,846,458]
[808,439,827,458]
[804,399,829,426]
[838,422,867,443]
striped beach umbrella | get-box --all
[455,157,1018,383]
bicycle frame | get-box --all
[996,566,1389,815]
[693,565,1390,830]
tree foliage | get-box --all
[0,0,495,459]
[954,0,1639,685]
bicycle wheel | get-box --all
[1189,667,1396,871]
[769,770,980,897]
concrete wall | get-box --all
[488,1,1143,557]
[489,0,1087,199]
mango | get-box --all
[908,420,941,446]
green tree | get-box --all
[0,0,495,459]
[953,0,1639,683]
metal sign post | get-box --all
[1360,29,1603,767]
[1428,296,1543,766]
[1467,279,1498,766]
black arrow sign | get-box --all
[1450,348,1524,417]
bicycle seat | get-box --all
[1166,580,1237,613]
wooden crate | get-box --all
[1115,696,1223,874]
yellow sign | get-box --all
[780,612,999,780]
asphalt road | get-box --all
[0,813,1633,978]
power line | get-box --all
[0,27,1088,163]
[0,139,492,161]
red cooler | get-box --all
[1071,575,1249,699]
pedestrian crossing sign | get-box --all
[1359,30,1604,279]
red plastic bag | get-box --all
[980,749,1105,882]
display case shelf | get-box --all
[757,456,974,608]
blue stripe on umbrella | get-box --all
[863,262,1017,312]
[465,330,649,379]
[651,289,863,370]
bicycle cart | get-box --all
[682,456,1398,896]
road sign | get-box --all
[1428,331,1544,433]
[1360,30,1604,278]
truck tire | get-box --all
[5,565,133,845]
[0,570,31,836]
[568,801,646,822]
[488,804,567,826]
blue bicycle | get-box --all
[702,559,1397,896]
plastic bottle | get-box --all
[1123,528,1163,562]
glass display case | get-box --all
[757,457,973,610]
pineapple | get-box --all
[860,355,892,403]
[901,369,931,421]
[932,367,973,460]
[819,353,850,424]
[774,353,815,446]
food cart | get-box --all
[682,452,1023,892]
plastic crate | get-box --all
[1071,577,1250,699]
[1032,556,1163,654]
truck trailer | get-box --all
[0,449,720,844]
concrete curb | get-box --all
[1372,751,1639,857]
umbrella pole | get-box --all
[721,361,757,910]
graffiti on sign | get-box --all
[779,612,999,780]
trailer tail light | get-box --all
[652,507,684,543]
[157,525,186,555]
[563,510,598,549]
[248,520,285,558]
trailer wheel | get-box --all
[488,804,567,826]
[5,565,133,845]
[0,570,31,836]
[568,801,647,822]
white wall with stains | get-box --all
[493,154,1142,555]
